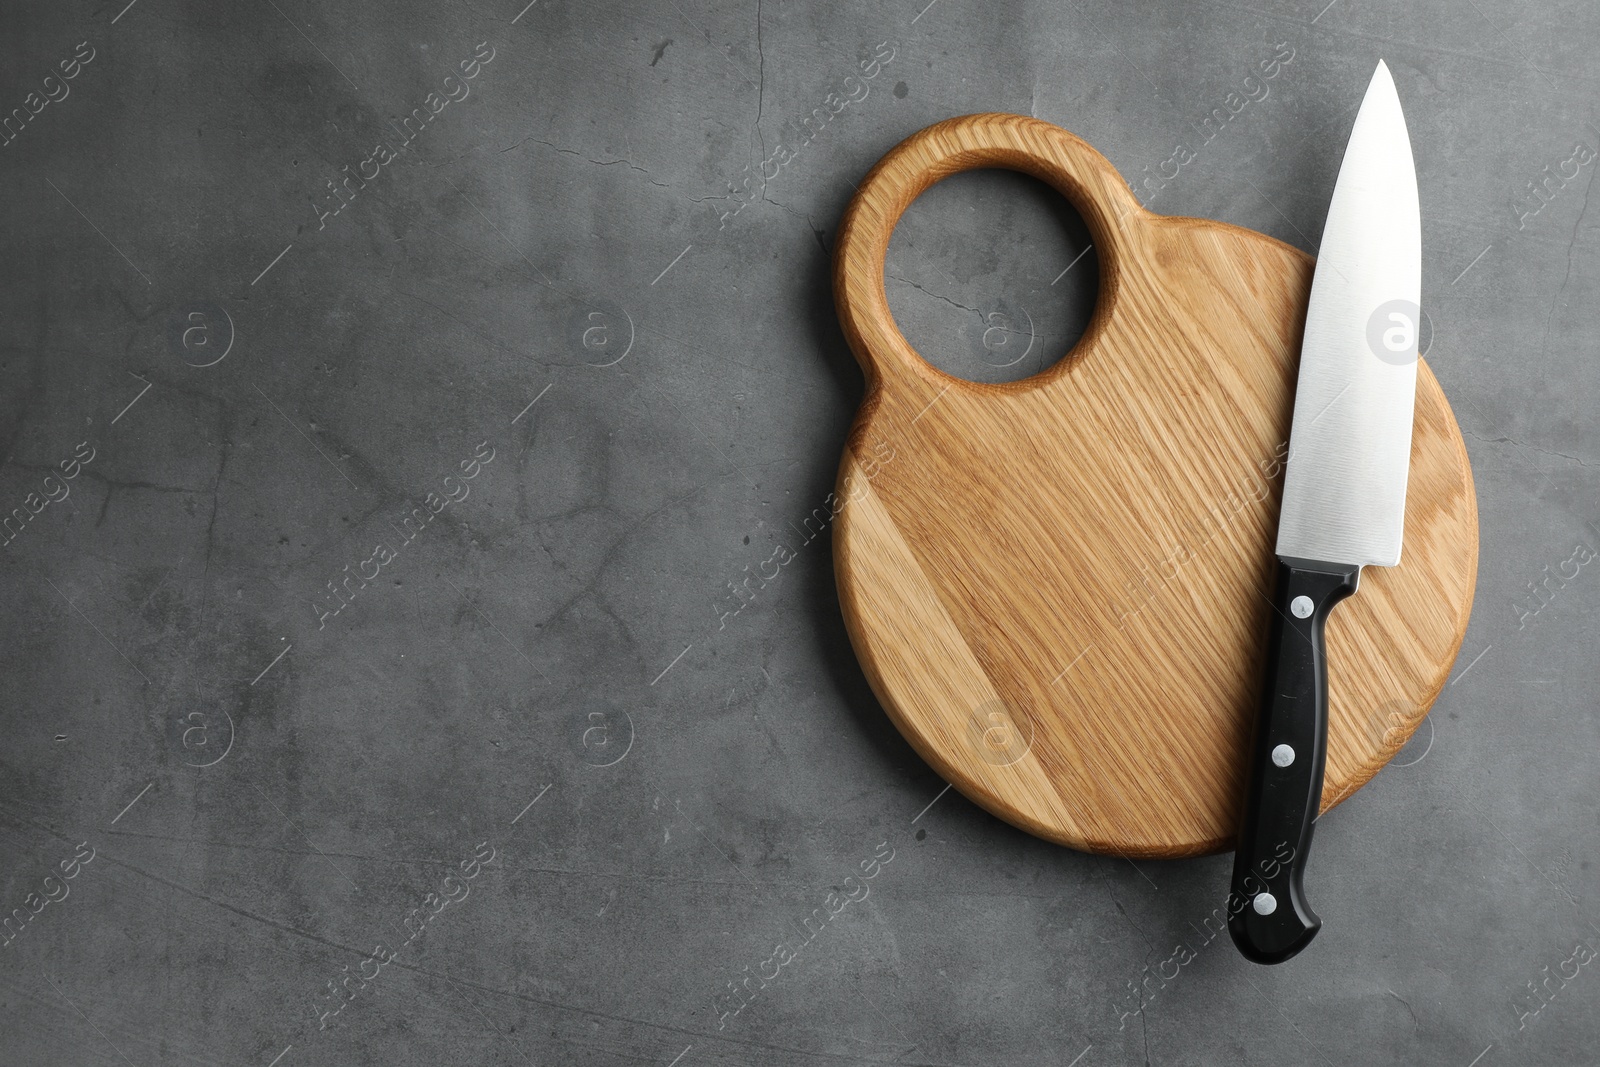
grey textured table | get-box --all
[1,1,1596,1064]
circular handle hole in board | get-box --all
[885,169,1099,384]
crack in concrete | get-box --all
[1386,988,1419,1033]
[886,272,979,314]
[1537,164,1596,361]
[500,135,671,188]
[752,0,767,198]
[1460,427,1595,469]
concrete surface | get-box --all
[1,0,1597,1064]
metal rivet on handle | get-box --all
[1290,595,1314,619]
[1271,744,1295,768]
[1253,892,1278,916]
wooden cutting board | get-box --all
[831,114,1478,858]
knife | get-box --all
[1228,59,1421,965]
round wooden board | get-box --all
[831,114,1478,858]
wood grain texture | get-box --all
[831,113,1478,858]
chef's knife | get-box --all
[1228,60,1421,965]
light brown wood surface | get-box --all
[831,113,1478,858]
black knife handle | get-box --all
[1229,556,1361,965]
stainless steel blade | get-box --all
[1276,60,1421,569]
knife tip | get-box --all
[1358,58,1406,129]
